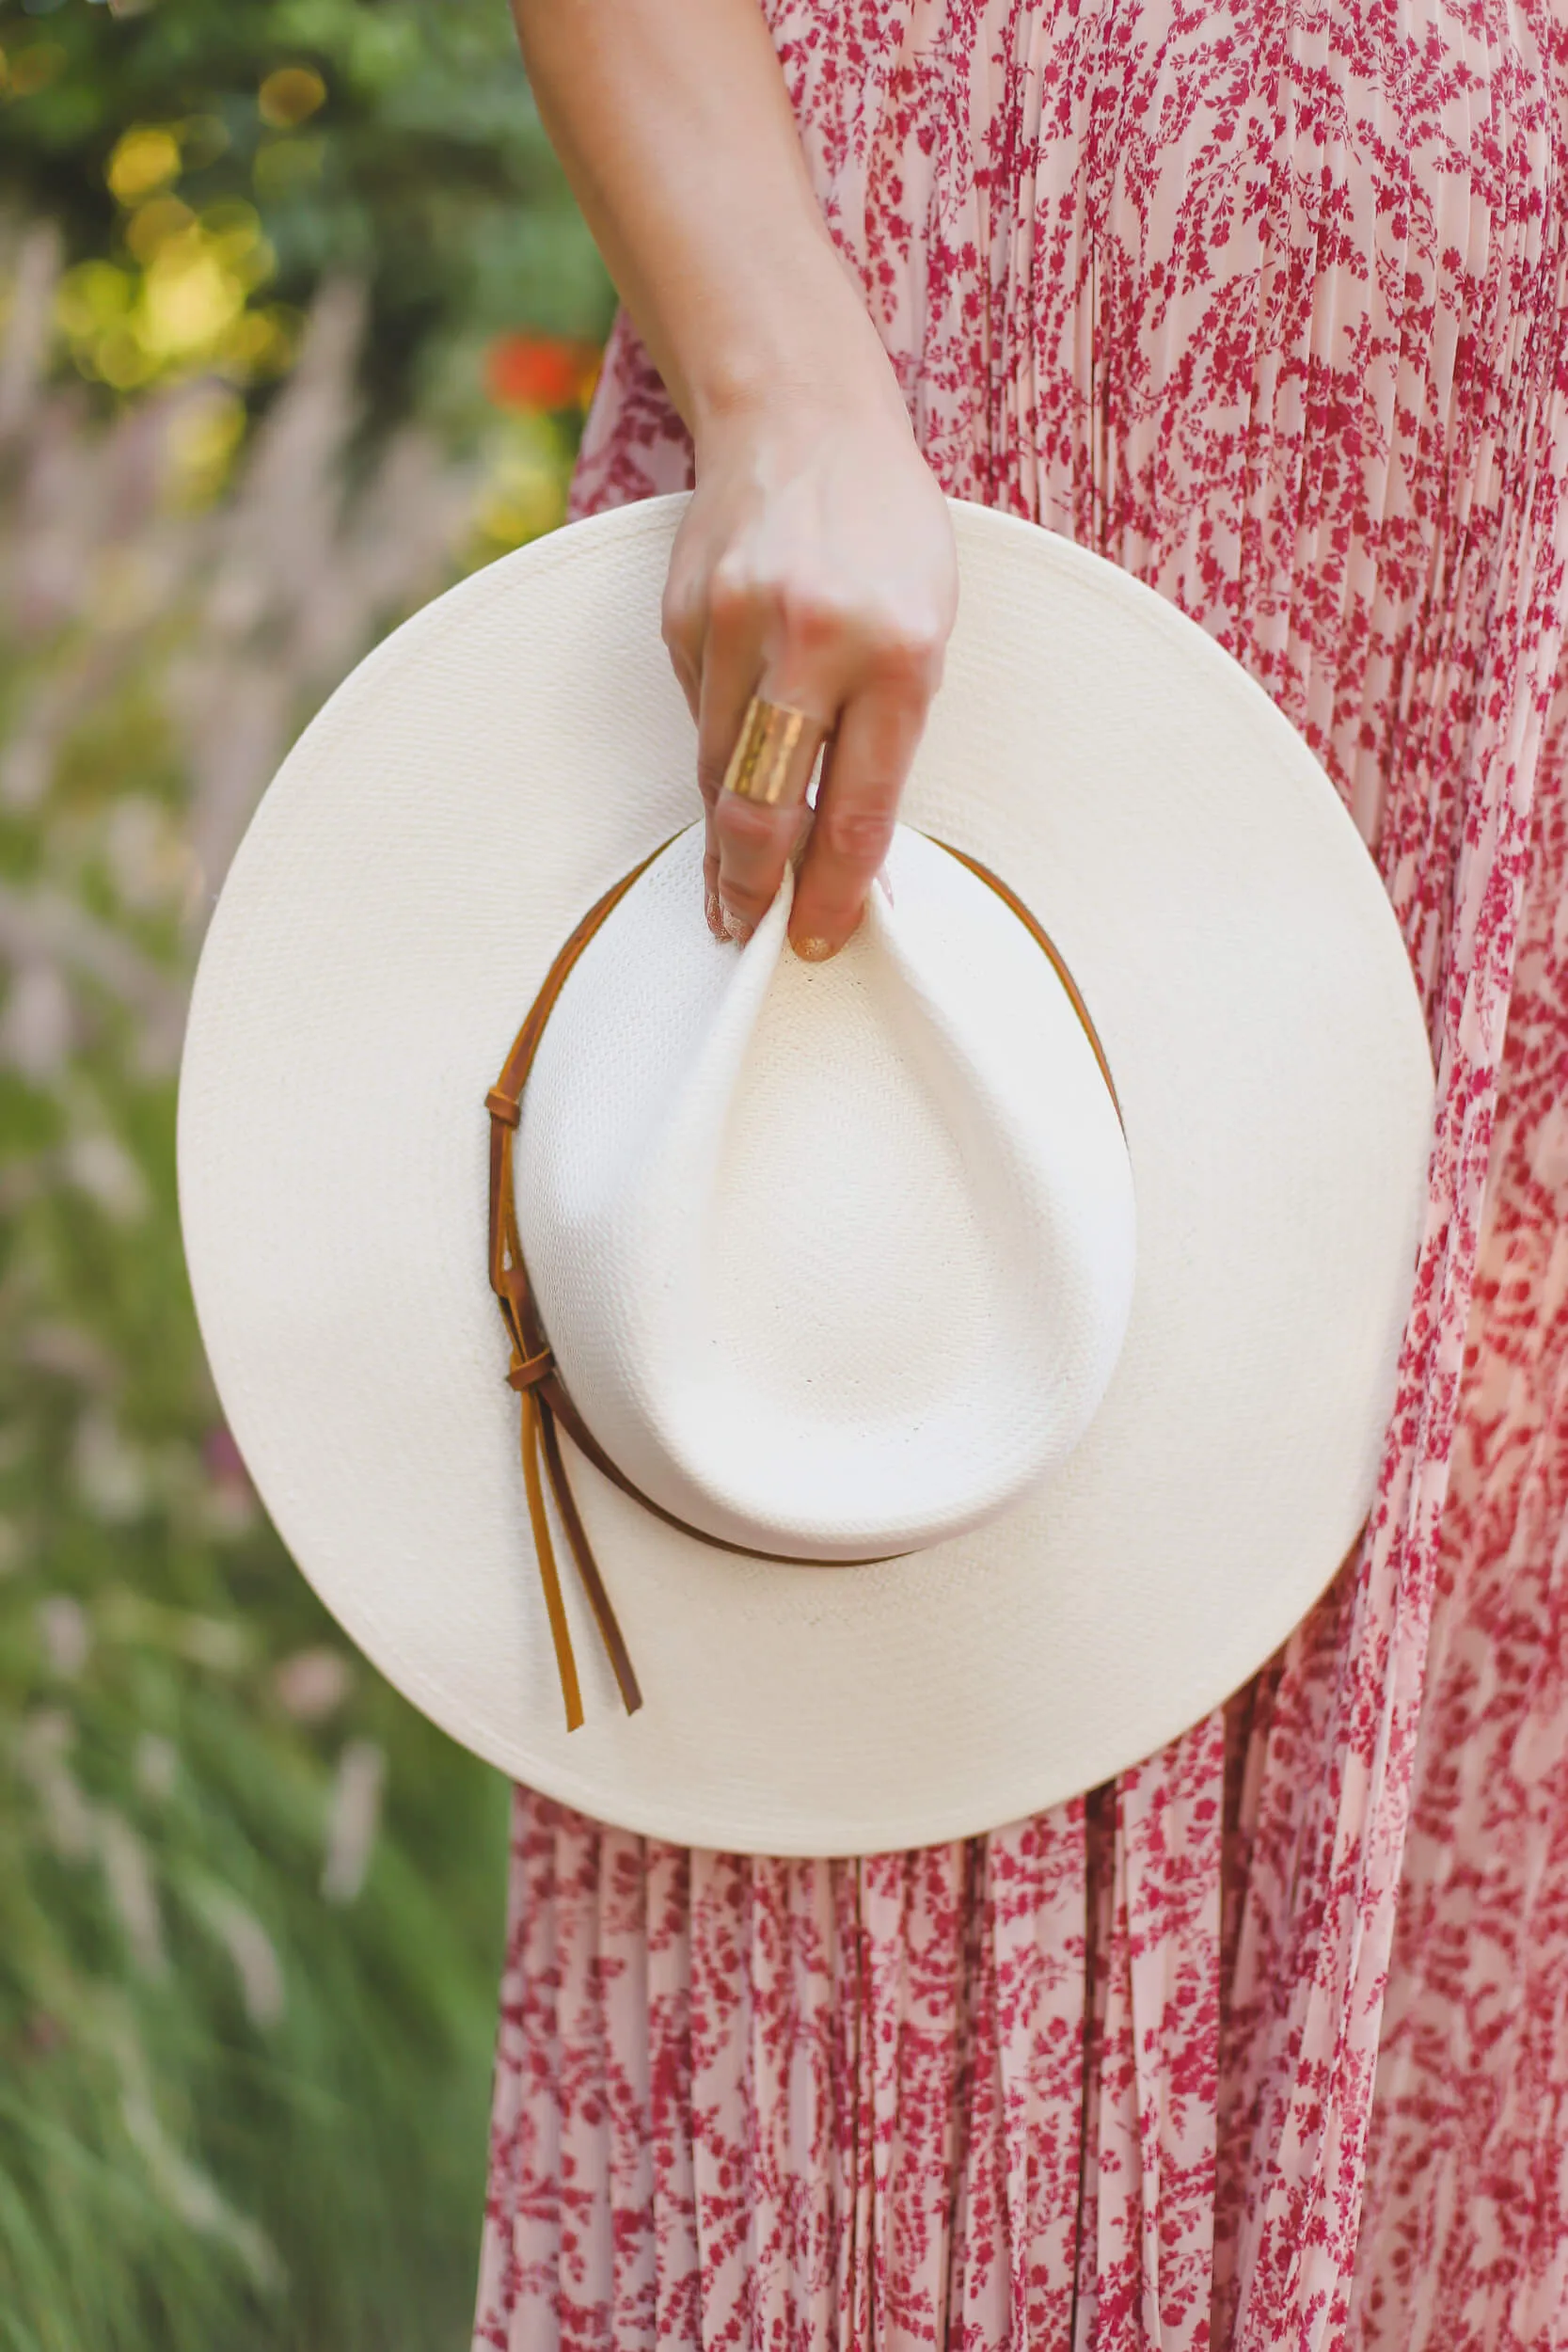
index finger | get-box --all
[787,682,927,958]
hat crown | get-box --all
[516,824,1136,1560]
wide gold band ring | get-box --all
[720,695,823,808]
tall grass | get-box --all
[0,226,540,2349]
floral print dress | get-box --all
[473,1,1568,2344]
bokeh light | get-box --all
[61,153,290,394]
[106,126,182,205]
[2,40,67,99]
[484,330,601,414]
[257,65,326,130]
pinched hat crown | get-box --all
[516,826,1134,1562]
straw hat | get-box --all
[178,495,1433,1855]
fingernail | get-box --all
[705,891,726,940]
[791,935,837,962]
[719,899,752,946]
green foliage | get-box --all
[0,0,612,432]
[0,0,615,2342]
[0,577,513,2344]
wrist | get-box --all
[683,260,907,453]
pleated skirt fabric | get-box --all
[473,3,1568,2343]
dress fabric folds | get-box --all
[472,2,1568,2344]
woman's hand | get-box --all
[663,379,958,958]
[511,0,955,949]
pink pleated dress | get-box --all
[472,3,1568,2344]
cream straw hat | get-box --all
[178,496,1433,1855]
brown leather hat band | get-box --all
[485,837,1119,1733]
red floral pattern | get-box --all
[474,1,1568,2342]
[1353,687,1568,2348]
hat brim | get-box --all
[178,497,1432,1854]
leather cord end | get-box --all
[517,1390,585,1734]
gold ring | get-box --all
[720,695,823,808]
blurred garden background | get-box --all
[0,2,612,2343]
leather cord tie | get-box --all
[486,837,1121,1733]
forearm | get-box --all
[511,0,897,437]
[514,0,955,962]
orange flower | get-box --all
[484,332,601,413]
